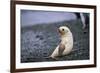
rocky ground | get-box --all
[21,19,89,63]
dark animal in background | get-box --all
[75,13,89,29]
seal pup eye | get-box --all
[62,29,64,31]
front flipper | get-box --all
[58,43,65,56]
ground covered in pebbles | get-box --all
[21,19,89,63]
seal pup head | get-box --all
[58,26,70,35]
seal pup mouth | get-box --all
[58,28,65,35]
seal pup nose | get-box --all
[58,28,61,33]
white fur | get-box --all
[80,13,86,29]
[50,26,73,58]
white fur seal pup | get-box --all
[50,26,73,59]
